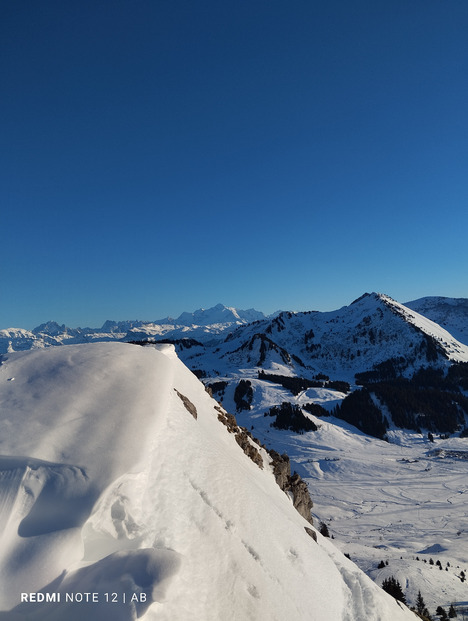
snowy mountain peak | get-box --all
[174,303,265,327]
[32,320,69,336]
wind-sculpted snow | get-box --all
[0,343,415,620]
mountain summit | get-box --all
[170,303,266,327]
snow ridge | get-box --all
[0,343,414,620]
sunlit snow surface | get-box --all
[230,378,468,616]
[0,343,414,620]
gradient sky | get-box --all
[2,1,468,329]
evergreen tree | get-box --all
[381,576,406,604]
[416,590,424,612]
[448,604,457,618]
[416,590,431,618]
[319,521,330,537]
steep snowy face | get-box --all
[377,294,468,361]
[405,296,468,347]
[0,343,414,621]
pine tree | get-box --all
[416,590,424,613]
[381,576,406,604]
[448,603,457,618]
[436,606,448,620]
[416,590,430,617]
[319,521,330,537]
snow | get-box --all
[227,376,468,616]
[0,343,414,620]
[405,296,468,347]
[380,294,468,362]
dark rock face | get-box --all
[269,450,291,490]
[234,430,263,469]
[304,527,317,542]
[214,405,263,469]
[268,451,314,524]
[174,389,198,419]
[289,473,313,523]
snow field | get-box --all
[221,374,468,615]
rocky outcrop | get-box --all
[214,405,263,469]
[212,404,314,523]
[174,389,198,419]
[289,473,314,523]
[268,450,313,524]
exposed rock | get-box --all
[305,527,317,542]
[214,407,313,522]
[174,389,197,419]
[234,430,263,469]
[269,450,291,490]
[289,473,314,523]
[215,406,263,469]
[268,450,313,524]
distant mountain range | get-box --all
[2,296,467,372]
[0,304,273,353]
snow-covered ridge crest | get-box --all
[0,342,414,620]
[405,295,468,346]
[378,293,468,362]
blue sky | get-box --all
[2,1,468,329]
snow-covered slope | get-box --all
[209,369,468,616]
[405,296,468,347]
[0,343,414,620]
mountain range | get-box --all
[2,294,468,359]
[0,304,273,353]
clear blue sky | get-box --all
[2,1,467,329]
